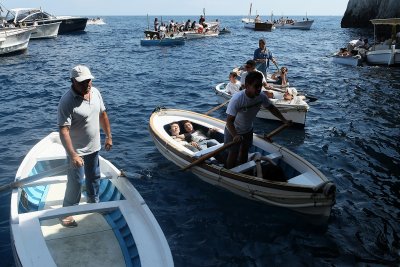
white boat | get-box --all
[241,4,274,31]
[9,132,174,267]
[273,18,314,30]
[0,27,34,55]
[366,18,400,66]
[179,29,219,39]
[214,83,310,126]
[87,18,106,25]
[149,108,336,217]
[5,8,87,34]
[331,53,363,66]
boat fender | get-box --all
[322,182,336,197]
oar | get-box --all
[205,99,230,115]
[268,86,318,102]
[273,61,280,71]
[263,123,291,143]
[182,140,240,171]
[0,164,68,192]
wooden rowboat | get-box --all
[214,83,310,126]
[149,108,336,217]
[9,132,173,267]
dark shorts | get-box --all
[224,127,253,153]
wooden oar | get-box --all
[0,163,68,192]
[182,140,240,171]
[205,99,230,115]
[263,123,291,143]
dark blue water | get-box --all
[1,16,399,266]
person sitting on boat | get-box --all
[337,48,350,56]
[254,38,276,77]
[168,20,175,32]
[226,72,241,95]
[198,24,204,33]
[270,67,289,87]
[240,60,274,91]
[184,19,191,31]
[275,88,306,105]
[191,20,197,30]
[169,122,199,152]
[224,71,290,169]
[182,121,220,151]
[254,15,261,23]
[348,38,364,51]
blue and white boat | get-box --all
[141,31,185,46]
[9,132,174,267]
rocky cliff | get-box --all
[341,0,400,28]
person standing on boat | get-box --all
[57,65,112,227]
[253,38,276,77]
[224,71,289,169]
[154,17,159,31]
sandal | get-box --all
[59,216,78,228]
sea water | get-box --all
[0,16,399,266]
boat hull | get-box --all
[30,22,61,39]
[243,20,274,31]
[274,20,314,30]
[0,27,33,55]
[141,37,185,46]
[149,109,335,217]
[10,132,173,267]
[181,31,219,39]
[366,46,400,66]
[331,54,362,66]
[56,17,88,34]
[214,83,309,126]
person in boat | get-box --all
[224,71,290,169]
[226,72,241,95]
[184,19,191,31]
[57,65,112,228]
[168,20,175,32]
[169,122,199,152]
[270,66,289,87]
[337,47,351,56]
[254,15,261,23]
[191,20,197,30]
[253,38,276,77]
[199,15,205,26]
[154,17,159,31]
[182,121,220,151]
[275,88,306,105]
[240,60,274,91]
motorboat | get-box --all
[273,17,314,30]
[214,83,310,126]
[5,8,87,35]
[87,17,106,25]
[8,132,174,267]
[0,27,35,55]
[141,30,185,46]
[366,18,400,66]
[241,4,274,31]
[149,108,336,217]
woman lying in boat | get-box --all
[275,88,307,105]
[182,120,220,151]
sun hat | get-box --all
[286,87,297,97]
[70,65,94,82]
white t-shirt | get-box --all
[226,90,271,134]
[225,80,241,95]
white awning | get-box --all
[370,18,400,25]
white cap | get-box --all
[286,87,298,97]
[70,65,94,82]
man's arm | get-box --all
[59,126,84,167]
[100,111,112,151]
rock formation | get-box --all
[341,0,400,28]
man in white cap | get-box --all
[57,65,112,227]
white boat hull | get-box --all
[366,46,400,65]
[30,22,61,39]
[10,132,173,267]
[181,31,219,39]
[214,83,309,126]
[331,54,362,66]
[0,27,34,55]
[274,20,314,30]
[149,109,335,217]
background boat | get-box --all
[0,27,34,55]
